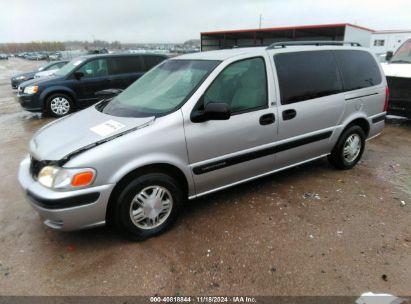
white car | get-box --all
[34,69,58,78]
[34,60,68,78]
[381,38,411,118]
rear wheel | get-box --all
[46,93,73,117]
[328,125,366,170]
[113,173,184,241]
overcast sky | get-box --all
[2,0,411,43]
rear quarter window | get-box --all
[274,51,343,105]
[333,50,382,91]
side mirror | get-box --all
[386,51,393,62]
[74,71,84,80]
[95,88,123,98]
[191,102,231,123]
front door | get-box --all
[183,57,278,195]
[74,58,110,107]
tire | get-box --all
[113,173,184,241]
[46,93,73,117]
[328,125,366,170]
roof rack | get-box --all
[266,41,361,49]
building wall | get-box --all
[370,32,411,55]
[344,25,372,47]
[201,24,370,51]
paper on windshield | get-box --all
[90,120,125,137]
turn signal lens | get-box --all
[71,171,94,187]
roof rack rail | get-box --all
[266,41,361,49]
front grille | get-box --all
[29,157,44,179]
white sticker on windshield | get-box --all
[90,120,125,137]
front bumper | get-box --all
[11,79,20,89]
[386,76,411,118]
[17,92,43,112]
[18,156,115,231]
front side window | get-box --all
[334,50,382,91]
[275,51,342,105]
[203,57,267,113]
[76,59,108,78]
[99,60,220,117]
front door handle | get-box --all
[282,109,297,120]
[259,113,275,125]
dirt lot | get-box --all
[0,58,410,297]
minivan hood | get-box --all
[30,106,154,161]
[381,62,411,78]
[19,75,64,87]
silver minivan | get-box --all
[18,42,388,240]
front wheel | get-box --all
[113,173,184,241]
[46,93,73,117]
[328,125,366,170]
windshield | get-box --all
[37,64,50,72]
[391,39,411,63]
[54,58,85,76]
[99,59,220,117]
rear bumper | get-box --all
[367,112,385,139]
[18,156,115,231]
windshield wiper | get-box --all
[391,60,411,63]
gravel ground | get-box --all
[0,58,410,296]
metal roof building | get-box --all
[201,23,374,51]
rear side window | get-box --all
[333,50,382,91]
[143,56,166,71]
[109,56,144,75]
[274,51,342,105]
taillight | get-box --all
[384,86,389,112]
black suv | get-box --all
[17,53,167,117]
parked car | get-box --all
[381,38,411,118]
[34,60,69,78]
[17,53,167,117]
[0,53,9,60]
[11,60,70,89]
[18,42,387,240]
[49,52,62,61]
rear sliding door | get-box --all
[273,50,345,168]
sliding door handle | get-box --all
[282,109,297,120]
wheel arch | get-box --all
[344,117,370,138]
[40,87,77,110]
[105,163,189,224]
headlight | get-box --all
[16,75,27,80]
[23,85,38,95]
[37,166,96,190]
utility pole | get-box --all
[259,14,262,29]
